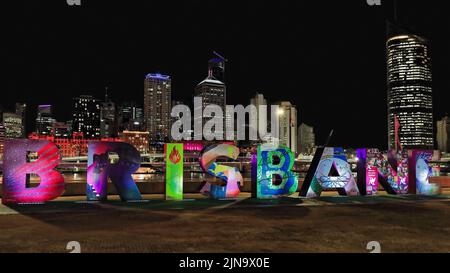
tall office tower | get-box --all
[387,27,434,150]
[250,93,268,142]
[144,73,172,141]
[277,101,297,154]
[437,116,450,153]
[194,74,226,140]
[35,105,54,136]
[15,102,27,137]
[3,112,23,139]
[72,95,101,139]
[118,101,144,132]
[100,91,117,138]
[297,123,316,155]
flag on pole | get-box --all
[394,114,402,150]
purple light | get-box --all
[145,73,170,81]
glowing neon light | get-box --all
[145,73,170,80]
[165,143,184,200]
[2,139,65,204]
[87,142,142,201]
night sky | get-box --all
[0,0,449,149]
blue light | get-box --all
[145,73,170,81]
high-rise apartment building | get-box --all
[144,73,172,141]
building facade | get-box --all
[194,76,226,140]
[278,101,297,154]
[437,116,450,153]
[36,105,54,136]
[250,93,268,142]
[3,112,23,139]
[29,133,123,158]
[100,96,117,138]
[144,73,172,141]
[297,123,315,155]
[52,121,72,138]
[119,131,150,154]
[387,33,434,150]
[72,95,101,139]
[15,102,27,137]
[118,102,144,132]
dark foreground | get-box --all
[0,192,449,253]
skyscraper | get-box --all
[249,93,271,142]
[194,75,226,140]
[100,90,117,138]
[36,105,54,136]
[72,95,101,139]
[144,73,172,141]
[250,93,268,142]
[118,101,144,132]
[15,103,27,137]
[298,123,315,155]
[437,116,450,153]
[387,28,434,150]
[278,101,297,154]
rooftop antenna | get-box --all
[105,86,109,101]
[211,51,228,82]
[213,51,228,62]
[324,129,334,148]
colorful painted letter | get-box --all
[2,139,65,204]
[408,150,440,195]
[356,149,409,195]
[301,147,359,198]
[199,144,242,199]
[253,144,298,199]
[165,143,184,200]
[87,142,142,201]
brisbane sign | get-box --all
[1,139,440,204]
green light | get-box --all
[165,143,184,200]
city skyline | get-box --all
[1,0,450,149]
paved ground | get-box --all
[1,192,450,253]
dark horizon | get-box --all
[1,0,449,149]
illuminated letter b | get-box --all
[2,140,64,204]
[253,144,298,199]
